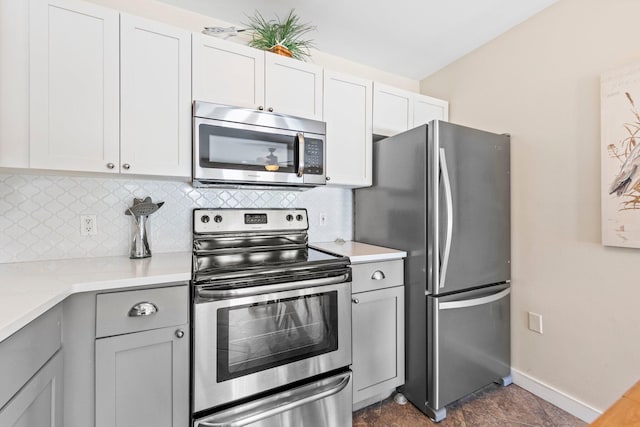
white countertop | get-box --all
[312,240,406,264]
[0,252,191,343]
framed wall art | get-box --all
[601,61,640,248]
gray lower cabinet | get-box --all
[351,260,405,410]
[0,304,63,427]
[94,284,189,427]
[0,350,64,427]
[95,326,189,427]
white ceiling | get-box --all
[158,0,558,80]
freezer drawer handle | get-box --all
[198,372,351,427]
[371,270,385,280]
[439,288,510,310]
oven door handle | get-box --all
[196,273,350,300]
[197,372,350,427]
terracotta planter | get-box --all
[270,45,292,57]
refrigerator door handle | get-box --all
[439,287,511,310]
[439,147,453,289]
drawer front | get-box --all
[96,285,188,338]
[351,259,404,293]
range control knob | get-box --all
[201,215,210,223]
[296,214,304,221]
[286,214,294,222]
[214,215,223,223]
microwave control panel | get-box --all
[304,138,324,175]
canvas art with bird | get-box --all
[607,92,640,210]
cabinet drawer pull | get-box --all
[352,298,359,304]
[371,270,386,280]
[128,302,158,317]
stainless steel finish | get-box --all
[371,270,386,280]
[106,162,115,169]
[296,132,305,177]
[429,283,510,410]
[193,208,307,234]
[354,120,511,421]
[193,101,326,188]
[122,163,131,170]
[126,197,164,259]
[439,287,511,310]
[352,298,359,304]
[325,176,330,181]
[258,105,264,110]
[175,329,185,338]
[267,107,273,112]
[194,102,325,135]
[193,281,351,411]
[195,274,350,300]
[438,147,453,290]
[194,372,352,427]
[127,302,158,317]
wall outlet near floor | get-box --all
[319,213,328,226]
[528,312,543,334]
[80,215,97,236]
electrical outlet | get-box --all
[319,213,328,226]
[80,215,97,236]
[528,312,543,334]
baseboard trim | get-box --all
[511,369,601,423]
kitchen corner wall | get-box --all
[0,173,352,263]
[420,0,640,414]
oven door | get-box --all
[193,280,351,412]
[194,117,326,187]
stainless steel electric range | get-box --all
[191,208,352,427]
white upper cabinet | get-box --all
[372,83,412,137]
[192,35,323,120]
[30,0,120,173]
[412,94,449,127]
[120,14,191,177]
[265,52,323,120]
[0,0,30,168]
[323,70,372,187]
[29,0,192,177]
[373,82,449,136]
[192,34,265,110]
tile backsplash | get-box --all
[0,173,352,263]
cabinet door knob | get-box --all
[268,107,274,112]
[122,163,131,170]
[175,329,185,339]
[326,176,331,181]
[352,298,359,304]
[106,162,115,169]
[371,270,386,280]
[128,302,158,317]
[258,105,264,111]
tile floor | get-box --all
[353,383,588,426]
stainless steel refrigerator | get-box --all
[354,120,511,422]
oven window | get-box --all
[217,292,338,382]
[199,124,295,172]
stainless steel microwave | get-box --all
[193,101,327,188]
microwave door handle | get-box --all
[296,132,305,177]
